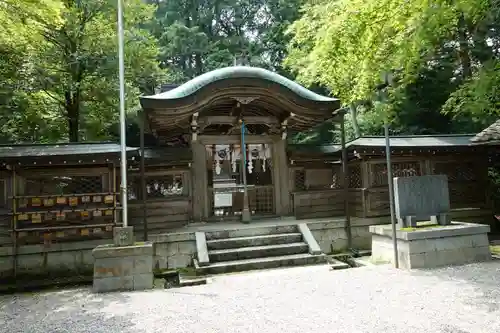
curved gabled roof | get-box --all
[140,66,341,138]
[142,66,338,103]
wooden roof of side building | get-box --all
[289,134,487,159]
[345,134,476,149]
[471,120,500,145]
[0,134,490,165]
[0,143,192,165]
[341,134,484,157]
[0,142,137,163]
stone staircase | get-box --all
[194,224,327,275]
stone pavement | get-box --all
[1,262,500,333]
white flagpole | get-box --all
[384,122,398,268]
[118,0,128,227]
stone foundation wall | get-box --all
[308,218,383,253]
[308,211,494,257]
[309,220,347,253]
[3,214,488,280]
[0,240,107,280]
[0,231,198,281]
[150,232,196,270]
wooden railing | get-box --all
[128,197,191,233]
[292,189,345,219]
[348,188,367,217]
[208,185,275,218]
[127,169,192,233]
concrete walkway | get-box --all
[1,262,500,333]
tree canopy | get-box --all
[0,0,499,144]
[149,0,303,81]
[286,0,500,139]
[0,0,165,142]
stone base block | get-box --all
[92,242,154,293]
[369,222,492,269]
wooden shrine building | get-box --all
[138,66,345,224]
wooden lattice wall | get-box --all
[0,165,120,247]
[290,162,344,218]
[348,156,489,218]
[125,167,192,234]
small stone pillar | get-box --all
[92,226,154,293]
[113,226,134,246]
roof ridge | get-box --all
[141,66,338,103]
[355,134,475,139]
[0,141,120,148]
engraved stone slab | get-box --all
[393,175,450,227]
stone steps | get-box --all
[205,225,298,240]
[208,242,309,262]
[195,253,326,275]
[206,233,303,250]
[194,224,327,275]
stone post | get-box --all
[113,226,134,246]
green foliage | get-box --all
[0,0,63,45]
[443,60,500,130]
[149,0,303,82]
[2,0,500,145]
[490,245,500,255]
[285,0,500,138]
[0,0,165,143]
[0,0,64,142]
[0,0,302,143]
[287,0,490,100]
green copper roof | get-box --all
[142,66,338,102]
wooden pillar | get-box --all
[140,111,147,241]
[340,117,352,249]
[191,141,208,221]
[240,120,251,222]
[272,138,290,216]
[11,166,17,278]
[360,162,370,188]
[422,158,432,175]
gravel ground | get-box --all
[1,262,500,333]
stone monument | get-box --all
[393,175,450,228]
[92,226,154,293]
[370,175,491,269]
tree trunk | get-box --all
[65,91,80,142]
[458,13,472,79]
[195,53,203,76]
[470,21,494,65]
[350,103,361,138]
